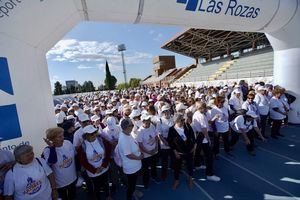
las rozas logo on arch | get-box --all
[176,0,260,19]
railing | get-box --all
[220,69,273,80]
[177,69,273,83]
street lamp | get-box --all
[118,44,127,85]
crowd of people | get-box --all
[0,80,296,200]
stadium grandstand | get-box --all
[161,28,273,87]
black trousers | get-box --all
[141,154,158,188]
[90,171,110,200]
[81,170,94,197]
[213,131,230,155]
[160,149,174,179]
[57,180,77,200]
[230,130,255,152]
[126,171,139,200]
[272,119,282,136]
[260,114,268,137]
[194,133,214,176]
[173,152,194,180]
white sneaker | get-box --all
[76,177,84,187]
[195,165,206,170]
[207,175,221,182]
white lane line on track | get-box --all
[220,155,298,200]
[258,147,299,162]
[182,171,214,200]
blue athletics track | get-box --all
[77,125,300,200]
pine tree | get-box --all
[104,61,117,90]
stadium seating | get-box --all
[175,50,273,84]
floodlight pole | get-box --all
[118,44,127,86]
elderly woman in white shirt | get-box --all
[229,89,243,116]
[77,125,112,200]
[230,111,266,155]
[254,86,270,137]
[4,145,58,200]
[43,127,77,200]
[210,96,231,156]
[137,114,160,189]
[157,105,175,180]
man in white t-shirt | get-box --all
[119,118,143,200]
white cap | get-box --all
[60,104,68,109]
[66,115,75,121]
[176,103,188,112]
[129,109,141,118]
[141,113,151,121]
[106,117,117,128]
[56,113,64,124]
[78,114,90,122]
[91,115,100,122]
[83,106,90,111]
[246,110,258,118]
[54,104,61,110]
[83,125,98,134]
[257,86,266,91]
[105,109,113,115]
[72,103,79,107]
[233,89,241,94]
[68,107,74,112]
[161,105,170,113]
[75,122,81,129]
[141,102,148,107]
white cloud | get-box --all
[98,63,123,72]
[77,65,96,70]
[50,75,61,84]
[47,39,152,65]
[149,30,155,35]
[153,33,163,41]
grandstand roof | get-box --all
[161,28,270,60]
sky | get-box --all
[46,22,194,90]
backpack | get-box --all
[113,144,122,167]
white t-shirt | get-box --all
[102,126,121,143]
[269,97,286,120]
[158,117,174,149]
[131,120,142,139]
[211,106,229,133]
[230,115,258,133]
[192,111,208,133]
[254,94,270,115]
[0,150,14,194]
[4,158,52,200]
[73,127,84,147]
[137,124,158,158]
[242,101,259,115]
[83,139,109,177]
[229,96,243,111]
[43,141,77,188]
[118,132,142,175]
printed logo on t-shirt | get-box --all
[23,177,42,195]
[92,150,102,162]
[59,155,73,168]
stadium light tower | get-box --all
[118,44,127,85]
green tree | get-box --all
[116,83,127,90]
[54,81,63,95]
[82,81,95,92]
[129,78,141,88]
[104,61,117,90]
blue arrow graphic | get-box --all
[0,57,14,95]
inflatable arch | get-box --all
[0,0,300,152]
